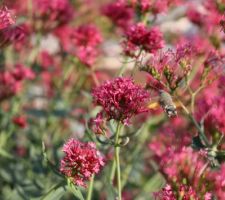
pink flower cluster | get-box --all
[186,0,224,33]
[123,23,164,56]
[0,7,15,30]
[0,64,34,101]
[12,115,27,128]
[60,139,105,187]
[196,75,225,135]
[33,0,74,28]
[92,77,150,124]
[71,24,103,66]
[0,7,25,48]
[55,24,102,66]
[154,184,212,200]
[149,123,225,198]
[143,42,195,90]
[102,0,133,30]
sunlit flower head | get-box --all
[92,77,150,124]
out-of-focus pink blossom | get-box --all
[12,116,27,128]
[15,145,27,157]
[0,25,26,48]
[33,0,74,29]
[55,24,102,66]
[123,23,164,56]
[12,64,35,81]
[154,184,212,200]
[39,51,55,70]
[196,76,225,135]
[154,184,176,200]
[187,1,223,33]
[60,139,105,187]
[0,7,15,30]
[71,24,102,66]
[209,164,225,199]
[102,0,133,30]
[187,6,205,27]
[0,65,34,101]
[204,50,225,74]
[0,7,26,48]
[72,24,102,47]
[92,77,150,124]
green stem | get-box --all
[86,175,94,200]
[177,99,210,147]
[109,159,116,184]
[114,122,122,200]
[131,49,142,76]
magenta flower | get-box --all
[0,7,25,48]
[12,116,27,128]
[34,0,74,27]
[92,77,150,124]
[55,24,102,66]
[0,7,15,30]
[60,139,105,187]
[71,24,102,47]
[101,1,133,30]
[187,6,205,27]
[153,184,176,200]
[123,23,164,55]
[0,64,34,101]
[154,184,212,200]
[71,24,102,66]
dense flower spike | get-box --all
[123,23,164,56]
[92,77,150,124]
[60,139,105,187]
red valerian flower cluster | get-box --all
[123,23,164,56]
[186,0,224,33]
[55,24,102,66]
[101,0,134,30]
[60,139,105,187]
[33,0,74,30]
[0,64,34,101]
[12,115,27,128]
[0,7,15,30]
[0,7,26,48]
[154,184,212,200]
[92,77,150,125]
[71,24,103,66]
[196,77,225,135]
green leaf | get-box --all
[0,148,14,159]
[142,173,165,193]
[39,185,66,200]
[67,183,85,200]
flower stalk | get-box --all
[86,175,95,200]
[114,122,123,200]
